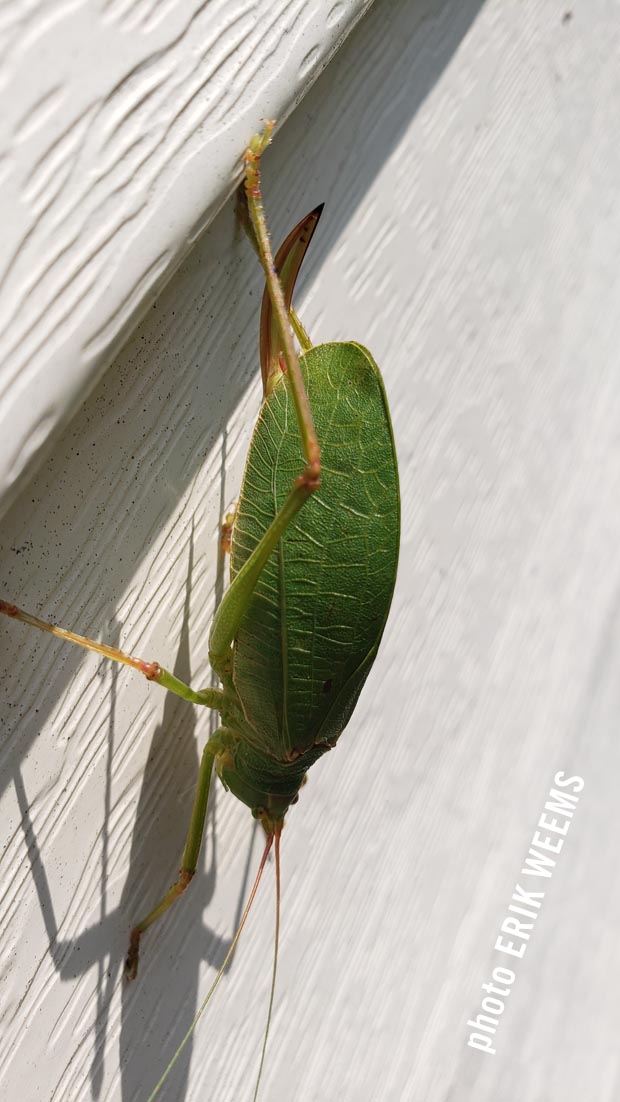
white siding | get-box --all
[1,2,620,1101]
[0,0,374,514]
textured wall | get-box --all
[0,0,374,514]
[2,1,620,1101]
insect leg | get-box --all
[0,600,223,709]
[289,304,313,354]
[244,122,321,475]
[209,125,323,677]
[125,728,235,979]
[236,187,315,367]
[210,479,316,676]
[220,504,237,554]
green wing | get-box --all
[231,341,400,761]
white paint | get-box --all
[2,2,620,1101]
[0,0,374,516]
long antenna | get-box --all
[252,826,282,1101]
[146,830,274,1102]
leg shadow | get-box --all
[13,521,256,1101]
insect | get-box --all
[0,122,400,1098]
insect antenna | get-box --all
[252,824,282,1101]
[146,829,275,1102]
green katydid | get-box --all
[0,122,400,1097]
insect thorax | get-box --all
[215,730,328,826]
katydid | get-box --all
[0,122,400,1097]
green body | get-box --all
[217,341,400,819]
